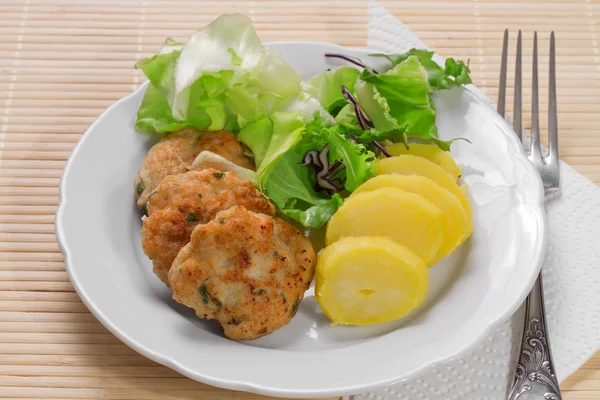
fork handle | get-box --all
[508,271,562,400]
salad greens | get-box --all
[301,66,361,115]
[370,49,472,90]
[262,143,344,229]
[134,14,301,135]
[255,111,305,178]
[359,57,437,138]
[134,14,472,228]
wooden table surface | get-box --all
[0,0,598,399]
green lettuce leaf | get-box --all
[161,37,184,53]
[135,38,239,134]
[358,56,438,140]
[370,48,472,89]
[238,111,306,175]
[134,15,302,136]
[261,143,343,228]
[237,118,273,168]
[334,103,364,138]
[326,129,375,191]
[227,47,243,66]
[301,66,360,116]
[284,195,343,229]
[256,110,373,227]
[302,124,375,191]
[135,47,238,133]
[135,45,181,99]
[257,111,305,178]
[173,14,301,121]
[284,92,336,125]
[256,47,303,99]
[354,78,397,132]
[186,72,236,131]
[135,83,188,135]
[224,85,262,128]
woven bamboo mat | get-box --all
[0,0,599,399]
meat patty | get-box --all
[134,128,254,212]
[168,206,316,341]
[141,169,275,285]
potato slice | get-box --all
[326,187,443,264]
[315,236,429,326]
[386,143,461,181]
[376,155,473,235]
[352,175,468,265]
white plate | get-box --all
[55,42,546,398]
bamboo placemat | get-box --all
[0,0,598,399]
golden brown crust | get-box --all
[134,129,254,210]
[141,169,275,285]
[168,206,316,341]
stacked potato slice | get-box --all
[315,144,473,326]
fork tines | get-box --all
[498,29,560,192]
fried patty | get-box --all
[168,206,316,341]
[134,129,254,211]
[141,169,275,285]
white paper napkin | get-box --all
[346,2,600,399]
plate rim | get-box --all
[55,40,547,398]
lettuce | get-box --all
[173,14,301,121]
[371,48,472,89]
[159,37,184,54]
[135,83,188,135]
[261,143,343,228]
[334,103,364,138]
[237,111,306,175]
[340,49,473,154]
[302,124,375,191]
[354,78,396,132]
[325,129,375,191]
[134,43,187,134]
[357,55,438,141]
[237,118,273,167]
[259,116,374,228]
[134,14,302,136]
[257,111,305,178]
[301,66,361,116]
[284,92,336,125]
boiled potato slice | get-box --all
[352,175,468,265]
[326,187,444,265]
[315,236,429,326]
[386,143,461,181]
[376,155,473,235]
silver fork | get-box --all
[498,30,562,400]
